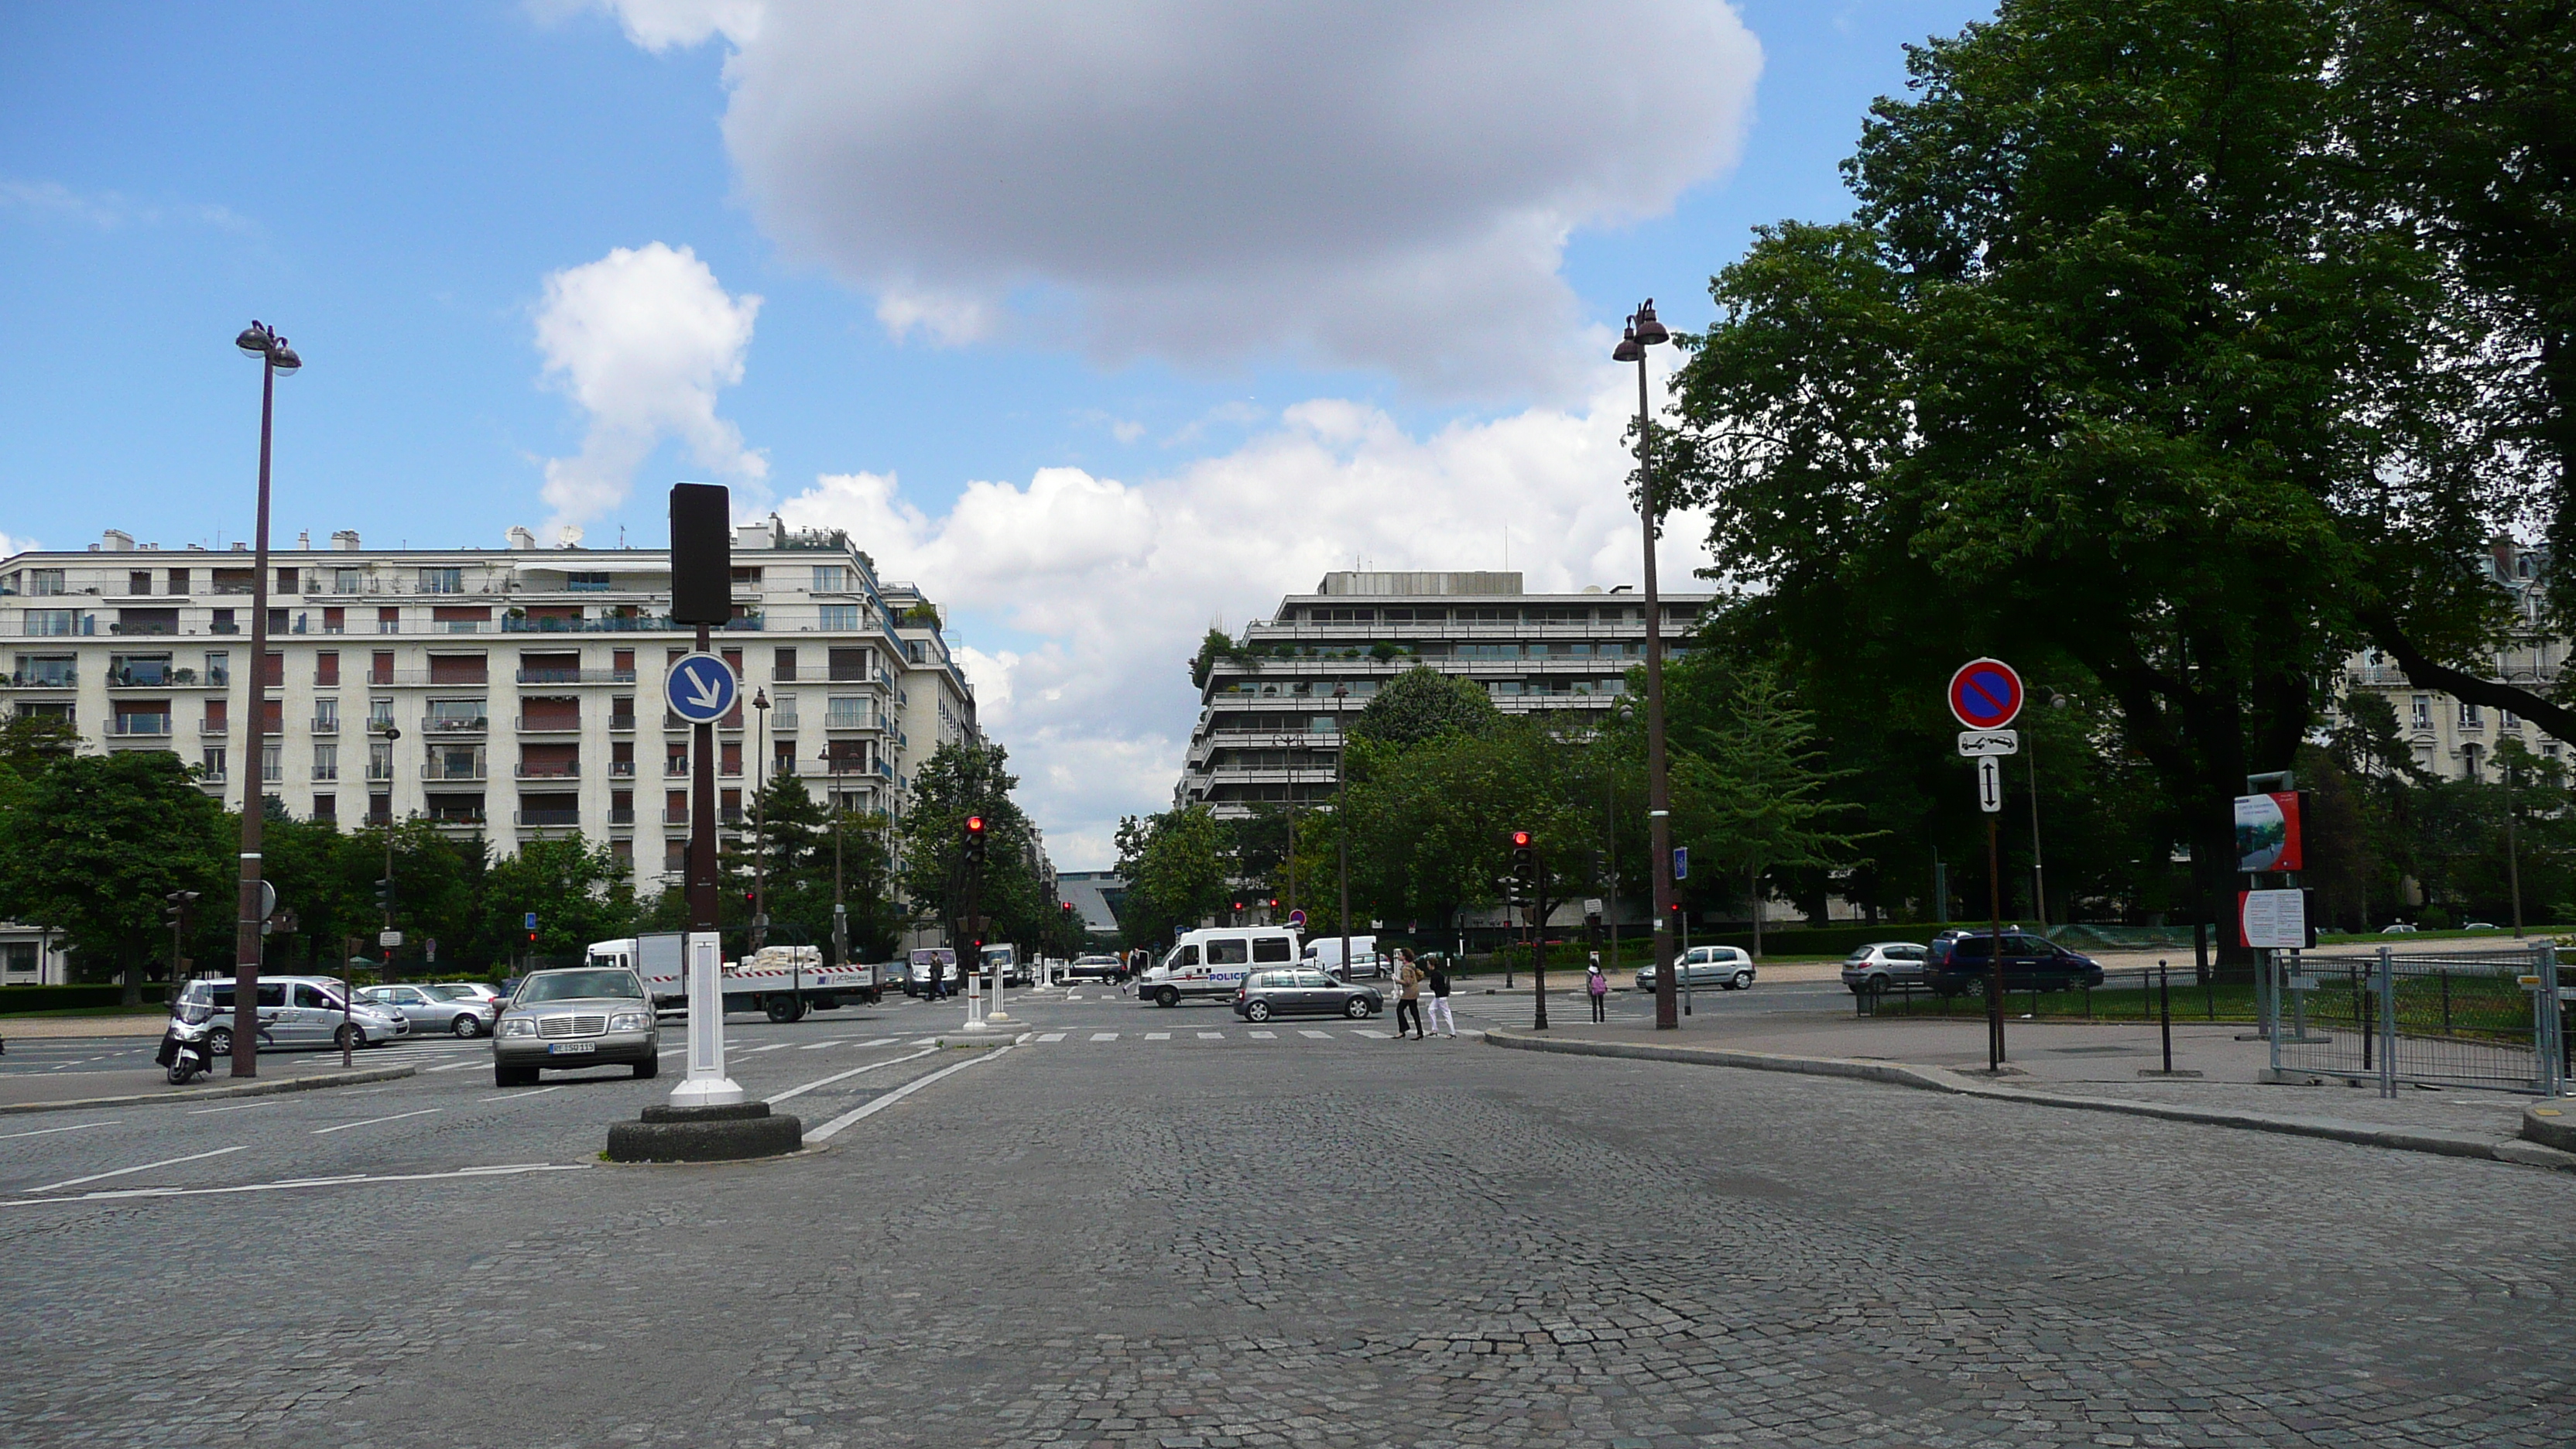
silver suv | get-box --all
[492,968,659,1086]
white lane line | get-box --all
[2,1160,591,1210]
[807,1046,1015,1142]
[1090,1032,1120,1042]
[476,1085,564,1103]
[911,1037,941,1045]
[0,1120,122,1142]
[797,1040,848,1050]
[745,1043,792,1054]
[312,1108,443,1136]
[422,1060,485,1074]
[187,1101,276,1115]
[1146,1032,1170,1040]
[1300,1030,1332,1039]
[1248,1031,1276,1040]
[1197,1032,1225,1040]
[762,1046,940,1106]
[30,1145,248,1194]
[1036,1033,1066,1042]
[858,1037,901,1047]
[1352,1029,1391,1038]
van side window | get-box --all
[293,984,332,1009]
[259,984,286,1008]
[1252,936,1292,963]
[1173,945,1199,967]
[1208,939,1250,965]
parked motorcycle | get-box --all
[156,1011,216,1085]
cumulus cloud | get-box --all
[778,370,1707,866]
[0,529,41,557]
[531,242,766,529]
[587,0,1762,396]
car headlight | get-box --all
[608,1011,650,1033]
[498,1016,536,1036]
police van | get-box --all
[1136,926,1300,1007]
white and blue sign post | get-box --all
[664,652,740,726]
[666,483,746,1111]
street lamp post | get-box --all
[751,688,770,954]
[379,723,399,988]
[1612,300,1680,1031]
[228,320,300,1077]
[1333,684,1351,982]
[824,742,849,968]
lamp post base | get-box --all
[607,1099,799,1162]
[668,1074,745,1108]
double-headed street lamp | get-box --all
[1612,300,1683,1030]
[228,320,300,1077]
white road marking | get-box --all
[2,1160,590,1210]
[186,1101,277,1115]
[313,1108,443,1136]
[797,1040,848,1050]
[1197,1032,1225,1040]
[476,1085,564,1103]
[0,1120,122,1142]
[858,1037,901,1047]
[30,1145,248,1194]
[1090,1033,1119,1042]
[1300,1030,1333,1039]
[807,1046,1016,1142]
[745,1043,792,1054]
[1036,1033,1066,1042]
[762,1047,940,1105]
[1353,1029,1391,1038]
[422,1060,485,1074]
[1248,1031,1276,1040]
[1146,1032,1170,1041]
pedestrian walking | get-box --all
[927,955,948,1001]
[1424,954,1457,1038]
[1393,950,1426,1040]
[1586,956,1608,1023]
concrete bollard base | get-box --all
[607,1101,801,1162]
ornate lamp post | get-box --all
[228,320,300,1077]
[1612,300,1681,1030]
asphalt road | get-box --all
[2,982,2568,1447]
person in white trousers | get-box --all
[1423,955,1458,1038]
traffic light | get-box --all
[374,877,396,916]
[963,814,988,866]
[1509,830,1536,892]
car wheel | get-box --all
[1156,986,1180,1008]
[335,1023,365,1053]
[1732,971,1753,990]
[766,995,804,1024]
[1344,996,1371,1020]
[207,1027,234,1057]
[451,1015,482,1039]
[1246,1000,1273,1023]
[1862,975,1889,997]
[1965,976,1988,999]
[632,1054,659,1080]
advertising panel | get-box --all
[2233,791,2306,873]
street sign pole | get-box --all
[1951,659,2023,1073]
[669,484,742,1109]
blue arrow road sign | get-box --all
[665,652,739,725]
[1673,846,1689,880]
[524,912,538,930]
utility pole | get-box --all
[228,320,299,1077]
[1334,684,1351,986]
[1612,300,1680,1030]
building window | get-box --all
[313,743,338,781]
[314,697,339,731]
[2461,743,2485,781]
[2410,695,2432,729]
[2460,701,2483,728]
[333,567,362,594]
[566,571,611,591]
[315,651,339,687]
[2502,709,2521,729]
[28,569,64,596]
[200,747,227,781]
[771,694,797,730]
[819,605,860,631]
[827,696,869,728]
[368,741,393,781]
[16,655,76,687]
[664,840,686,871]
[25,609,78,636]
[812,565,850,592]
[773,647,798,682]
[420,567,461,594]
[312,795,336,822]
[262,744,283,783]
[129,570,152,595]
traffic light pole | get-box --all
[1530,843,1549,1032]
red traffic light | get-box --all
[964,815,986,834]
[1511,831,1532,848]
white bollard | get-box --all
[670,930,743,1107]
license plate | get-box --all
[546,1042,596,1055]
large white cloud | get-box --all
[777,370,1708,867]
[579,0,1761,396]
[532,242,767,529]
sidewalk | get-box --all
[0,1063,417,1114]
[0,1014,172,1041]
[1483,1007,2576,1171]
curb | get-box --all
[0,1064,419,1116]
[1481,1029,2576,1173]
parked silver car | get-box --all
[358,982,496,1038]
[1634,947,1757,992]
[492,967,660,1086]
[1840,942,1931,995]
[173,976,406,1056]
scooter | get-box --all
[156,1014,216,1085]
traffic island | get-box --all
[605,1101,801,1163]
[2526,1103,2576,1154]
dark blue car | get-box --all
[1927,932,2105,997]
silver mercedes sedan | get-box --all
[491,967,660,1087]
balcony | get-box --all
[515,762,581,779]
[608,714,637,731]
[515,715,583,734]
[311,717,338,735]
[428,813,487,829]
[106,667,190,688]
[313,765,339,782]
[608,760,637,777]
[199,718,228,735]
[769,713,797,733]
[423,762,488,783]
[514,668,638,684]
[107,715,172,737]
[663,807,689,824]
[608,807,635,826]
[502,615,678,634]
[2,671,77,690]
[823,714,878,732]
[420,715,489,735]
[665,759,690,777]
[514,809,582,827]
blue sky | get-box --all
[1,1,1990,865]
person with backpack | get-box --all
[1586,955,1608,1023]
[1423,954,1457,1038]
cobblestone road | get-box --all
[2,992,2567,1447]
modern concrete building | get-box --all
[2336,538,2566,783]
[2,519,980,899]
[1175,570,1714,820]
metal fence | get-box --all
[2271,945,2568,1096]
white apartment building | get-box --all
[2336,538,2567,783]
[1176,571,1713,820]
[1,519,978,901]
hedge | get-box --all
[0,984,159,1014]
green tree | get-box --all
[1113,806,1232,948]
[898,740,1050,953]
[0,750,229,1002]
[478,835,637,964]
[1348,666,1502,749]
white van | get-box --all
[1302,933,1383,980]
[1138,927,1300,1007]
